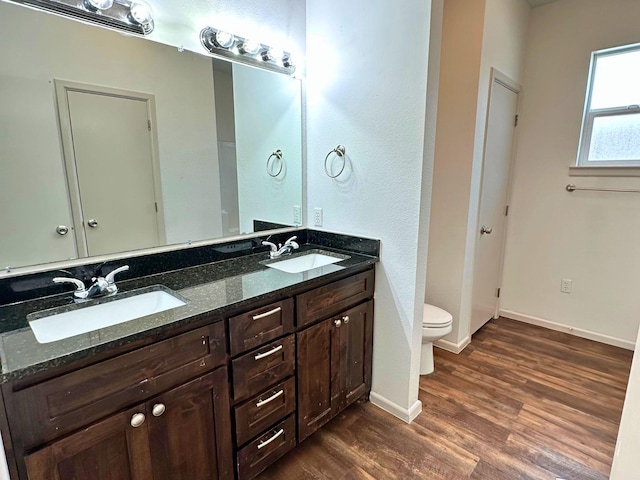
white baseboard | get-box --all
[370,392,423,424]
[435,335,471,354]
[500,309,635,351]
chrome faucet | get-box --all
[53,265,130,301]
[262,236,300,259]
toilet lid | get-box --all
[423,304,453,327]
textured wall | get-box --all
[501,0,640,346]
[305,0,433,416]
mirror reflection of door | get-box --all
[57,81,165,257]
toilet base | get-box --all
[420,341,435,375]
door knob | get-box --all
[87,219,99,228]
[56,225,69,236]
[334,319,342,327]
[342,315,350,324]
[480,225,493,235]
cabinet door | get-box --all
[340,300,374,409]
[24,405,153,480]
[297,318,341,442]
[146,368,233,480]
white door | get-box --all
[64,88,163,256]
[470,71,520,335]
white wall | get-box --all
[0,1,223,268]
[426,0,530,347]
[501,0,640,347]
[306,0,433,419]
[233,66,303,232]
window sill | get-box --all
[569,166,640,177]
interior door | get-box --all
[470,72,520,335]
[66,89,162,256]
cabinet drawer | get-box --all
[232,335,295,402]
[13,322,226,449]
[234,376,296,446]
[297,269,374,327]
[237,414,296,480]
[229,298,294,356]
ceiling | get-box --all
[526,0,560,6]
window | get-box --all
[577,44,640,167]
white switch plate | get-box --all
[561,279,572,294]
[314,208,323,227]
[293,206,301,225]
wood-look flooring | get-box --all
[257,317,633,479]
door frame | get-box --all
[470,68,521,333]
[54,80,166,257]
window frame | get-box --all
[576,43,640,169]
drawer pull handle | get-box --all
[257,428,284,450]
[253,306,282,321]
[256,389,284,408]
[152,403,166,417]
[254,344,283,361]
[130,413,146,428]
[343,315,350,324]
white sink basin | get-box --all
[28,289,186,344]
[266,253,346,273]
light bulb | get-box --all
[261,48,283,62]
[214,31,235,49]
[84,0,113,10]
[283,55,295,70]
[129,1,153,26]
[239,40,261,55]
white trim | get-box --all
[369,392,422,424]
[500,310,635,351]
[435,336,471,354]
[569,166,640,177]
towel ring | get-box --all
[266,149,284,177]
[324,145,346,178]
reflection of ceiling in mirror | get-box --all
[0,1,303,273]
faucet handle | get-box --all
[284,236,297,245]
[52,277,86,292]
[105,265,129,284]
[262,241,278,252]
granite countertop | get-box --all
[0,245,377,383]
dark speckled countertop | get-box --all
[0,245,377,383]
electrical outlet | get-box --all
[293,206,302,225]
[314,207,323,227]
[561,279,572,294]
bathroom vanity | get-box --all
[0,230,378,480]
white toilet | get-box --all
[420,303,453,375]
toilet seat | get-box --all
[423,303,453,328]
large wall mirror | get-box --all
[0,0,303,272]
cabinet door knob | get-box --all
[130,413,146,428]
[152,403,166,417]
[334,319,341,327]
[343,315,350,324]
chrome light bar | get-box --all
[200,27,295,76]
[8,0,154,35]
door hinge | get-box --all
[505,205,509,216]
[147,120,152,131]
[154,202,158,212]
[496,288,501,298]
[514,114,519,127]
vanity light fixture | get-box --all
[200,26,296,75]
[84,0,113,11]
[8,0,154,35]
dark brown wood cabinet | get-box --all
[24,368,232,480]
[3,266,375,480]
[297,300,374,442]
